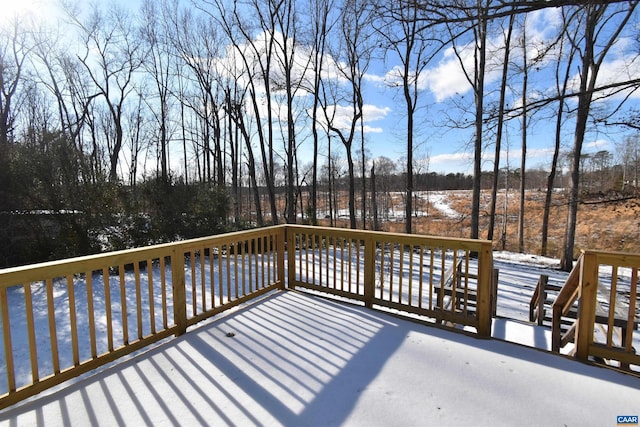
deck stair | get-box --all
[529,275,574,329]
[529,272,638,361]
[436,258,476,313]
[434,257,498,327]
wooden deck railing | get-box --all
[285,225,495,336]
[0,225,495,409]
[552,250,639,371]
[0,226,285,409]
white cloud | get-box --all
[362,125,384,133]
[319,103,391,134]
[422,35,510,103]
[431,151,474,164]
[427,151,474,174]
[379,65,430,91]
[363,72,387,84]
[593,55,640,99]
[423,46,474,102]
[584,139,611,151]
[427,146,562,174]
[421,8,571,104]
[363,104,392,122]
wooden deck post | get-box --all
[476,242,493,337]
[363,236,376,308]
[492,268,499,317]
[172,246,187,336]
[551,304,562,352]
[287,226,296,290]
[537,275,548,326]
[0,286,15,392]
[575,251,598,361]
[277,226,286,290]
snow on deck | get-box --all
[1,290,637,426]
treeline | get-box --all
[0,1,639,270]
[0,145,232,266]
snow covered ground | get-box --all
[424,191,461,218]
[1,290,638,427]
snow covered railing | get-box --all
[553,250,639,372]
[285,225,494,337]
[0,226,285,409]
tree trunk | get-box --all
[518,28,528,254]
[561,7,597,271]
[360,125,366,229]
[371,161,379,231]
[487,14,514,242]
[471,4,488,240]
[405,93,414,235]
[542,41,574,257]
[328,140,335,227]
[347,149,356,229]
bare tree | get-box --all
[560,2,638,271]
[424,0,492,240]
[541,12,578,257]
[376,1,443,234]
[308,0,337,226]
[229,86,264,226]
[487,12,515,242]
[169,8,226,185]
[70,4,144,182]
[269,0,308,223]
[322,0,375,229]
[205,0,281,223]
[616,135,640,191]
[31,23,107,186]
[139,0,176,185]
[370,160,379,230]
[0,18,30,147]
[517,18,529,253]
[374,156,397,222]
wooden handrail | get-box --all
[438,257,463,311]
[529,274,548,326]
[285,224,495,336]
[551,254,583,353]
[550,250,639,372]
[0,225,286,409]
[553,255,582,312]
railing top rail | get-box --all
[0,224,496,287]
[286,225,492,249]
[0,225,285,287]
[582,249,640,268]
[178,225,284,250]
[552,253,583,312]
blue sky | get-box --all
[356,6,640,174]
[4,0,639,176]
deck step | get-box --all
[491,318,563,353]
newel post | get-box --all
[575,251,598,361]
[363,235,376,308]
[476,242,493,337]
[277,226,286,290]
[172,246,187,336]
[287,226,296,290]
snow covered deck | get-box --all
[1,290,638,426]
